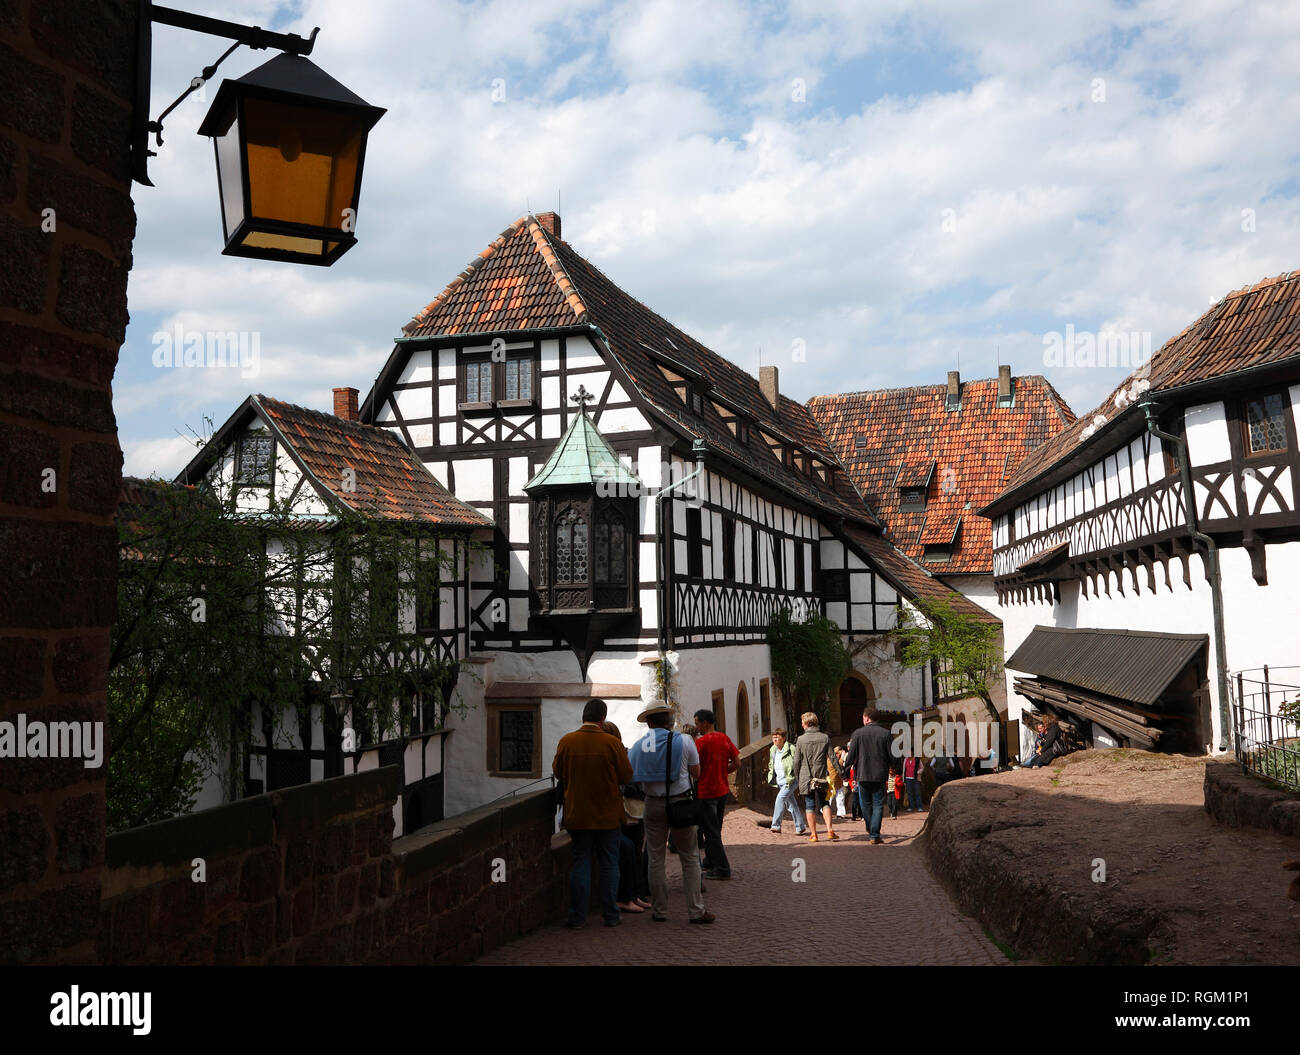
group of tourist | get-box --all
[552,699,951,929]
[551,698,737,928]
[759,707,917,845]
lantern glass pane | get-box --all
[214,112,245,239]
[242,97,364,232]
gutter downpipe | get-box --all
[654,440,708,692]
[1141,400,1230,751]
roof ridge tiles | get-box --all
[526,215,588,320]
[402,215,530,336]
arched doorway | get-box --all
[838,674,874,734]
[735,682,750,748]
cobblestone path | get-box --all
[475,803,1009,966]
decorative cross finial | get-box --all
[570,385,595,415]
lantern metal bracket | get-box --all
[133,0,321,186]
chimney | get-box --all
[946,370,961,409]
[333,387,359,422]
[998,364,1012,401]
[760,365,779,409]
[535,211,561,238]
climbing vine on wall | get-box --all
[766,608,850,731]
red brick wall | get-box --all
[100,770,565,965]
[0,0,136,964]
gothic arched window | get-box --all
[554,507,588,585]
[594,507,627,584]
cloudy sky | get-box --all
[119,0,1300,478]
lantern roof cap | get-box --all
[524,411,641,493]
[198,53,385,136]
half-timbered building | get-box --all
[981,271,1300,758]
[176,390,490,834]
[808,369,1075,733]
[361,212,995,814]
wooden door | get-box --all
[838,676,871,734]
[736,682,750,748]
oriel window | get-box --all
[554,507,589,585]
[594,508,627,584]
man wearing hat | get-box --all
[626,702,715,924]
[552,698,634,928]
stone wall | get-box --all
[0,0,136,965]
[100,768,565,965]
[1203,758,1300,838]
[732,740,776,811]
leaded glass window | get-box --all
[594,521,609,581]
[1245,393,1288,455]
[464,360,492,403]
[505,357,533,401]
[555,508,588,584]
[236,433,273,485]
[594,508,626,584]
[499,710,535,772]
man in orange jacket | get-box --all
[553,698,633,928]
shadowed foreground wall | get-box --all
[100,768,565,965]
[0,0,136,964]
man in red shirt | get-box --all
[692,708,739,880]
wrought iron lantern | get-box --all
[132,3,385,266]
[196,54,385,265]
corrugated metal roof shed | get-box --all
[1006,626,1207,706]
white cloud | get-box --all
[120,0,1300,477]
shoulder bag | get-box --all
[663,731,707,830]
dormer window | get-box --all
[236,433,273,486]
[899,486,927,512]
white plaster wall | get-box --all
[991,553,1250,755]
[1185,400,1230,465]
[398,348,434,385]
[456,458,494,502]
[671,642,772,748]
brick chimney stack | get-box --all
[947,370,960,400]
[760,365,780,409]
[333,387,359,422]
[998,364,1012,401]
[535,212,561,238]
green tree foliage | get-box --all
[766,608,851,731]
[892,595,1004,749]
[110,476,463,831]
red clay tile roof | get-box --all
[257,396,490,528]
[844,526,998,624]
[398,215,878,528]
[991,270,1300,511]
[807,377,1075,574]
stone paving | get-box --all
[475,803,1010,966]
